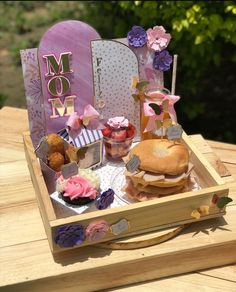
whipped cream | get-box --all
[107,116,129,129]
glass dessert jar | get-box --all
[102,117,136,160]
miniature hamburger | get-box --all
[124,139,192,201]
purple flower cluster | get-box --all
[54,224,85,248]
[153,50,173,72]
[95,188,115,210]
[127,26,147,48]
[127,25,173,72]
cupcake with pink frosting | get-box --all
[56,169,100,206]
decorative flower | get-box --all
[26,79,42,104]
[86,220,110,242]
[64,176,97,200]
[54,224,85,248]
[127,26,147,48]
[107,117,129,129]
[147,26,171,52]
[153,50,173,71]
[95,189,115,210]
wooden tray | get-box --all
[23,132,229,253]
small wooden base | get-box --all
[97,224,189,249]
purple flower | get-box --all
[95,188,115,210]
[127,26,147,48]
[54,224,85,248]
[26,79,42,104]
[153,50,173,71]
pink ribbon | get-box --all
[143,95,180,133]
[166,94,180,121]
[66,104,104,138]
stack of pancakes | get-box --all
[124,139,192,201]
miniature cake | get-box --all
[124,139,192,201]
[56,169,100,206]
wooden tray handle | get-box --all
[96,224,189,250]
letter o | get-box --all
[48,75,70,96]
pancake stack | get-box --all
[124,139,193,201]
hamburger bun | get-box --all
[129,139,189,175]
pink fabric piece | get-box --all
[80,104,100,123]
[146,26,171,52]
[66,104,104,138]
[143,102,164,132]
[143,94,180,132]
[147,92,180,121]
[166,94,180,122]
[63,176,97,200]
[66,112,81,130]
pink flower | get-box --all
[147,26,171,52]
[86,220,110,242]
[63,176,97,200]
[107,116,129,129]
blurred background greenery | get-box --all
[0,1,235,142]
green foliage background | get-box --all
[0,1,235,142]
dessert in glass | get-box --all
[141,87,172,140]
[102,117,136,160]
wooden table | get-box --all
[0,107,236,291]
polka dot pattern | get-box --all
[91,40,140,136]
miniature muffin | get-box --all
[46,133,65,156]
[47,152,65,172]
[56,169,100,206]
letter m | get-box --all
[43,52,73,77]
[49,96,76,118]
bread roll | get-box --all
[129,139,189,175]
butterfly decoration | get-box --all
[211,194,232,209]
[131,76,149,102]
[191,205,210,220]
[143,98,172,133]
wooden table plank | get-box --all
[0,160,36,207]
[0,107,28,134]
[110,272,236,292]
[0,203,46,248]
[1,205,235,289]
[199,265,236,283]
[0,145,26,163]
[207,140,236,165]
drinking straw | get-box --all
[171,55,178,95]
